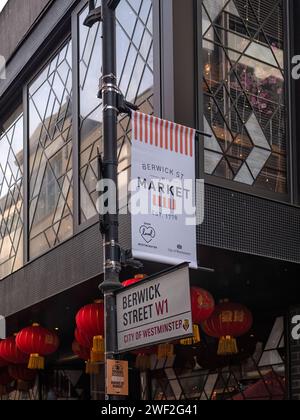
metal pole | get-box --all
[99,0,123,401]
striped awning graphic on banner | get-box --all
[132,112,195,158]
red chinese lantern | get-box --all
[180,288,215,346]
[74,328,92,349]
[0,336,29,365]
[16,324,60,370]
[202,300,253,356]
[122,274,147,287]
[72,341,90,362]
[191,288,215,323]
[8,365,37,383]
[76,301,104,363]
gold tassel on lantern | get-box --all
[180,325,201,346]
[28,353,45,370]
[157,344,174,360]
[91,336,104,363]
[85,360,100,375]
[217,336,238,356]
[135,354,151,371]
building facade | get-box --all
[0,0,299,400]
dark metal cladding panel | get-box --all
[198,185,300,263]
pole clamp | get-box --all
[103,104,119,113]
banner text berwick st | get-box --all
[122,283,169,327]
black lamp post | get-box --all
[84,0,211,401]
[84,0,124,401]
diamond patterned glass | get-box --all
[0,109,23,279]
[29,40,73,259]
[79,0,154,222]
[202,0,287,194]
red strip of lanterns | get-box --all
[0,326,59,371]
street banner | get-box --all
[131,112,198,268]
[116,264,193,353]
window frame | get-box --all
[196,0,293,204]
[23,33,73,264]
[0,0,161,272]
[72,0,160,234]
[0,105,24,279]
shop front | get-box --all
[0,246,298,401]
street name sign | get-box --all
[116,264,193,352]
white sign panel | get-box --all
[116,265,193,352]
[131,112,198,268]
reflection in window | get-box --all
[202,0,287,194]
[79,0,154,222]
[29,40,73,259]
[0,109,24,279]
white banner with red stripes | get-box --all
[130,112,198,268]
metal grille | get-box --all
[149,317,286,400]
[198,184,300,263]
[202,0,287,194]
[28,39,73,259]
[79,0,154,222]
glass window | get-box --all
[0,107,24,279]
[28,40,73,259]
[202,0,287,194]
[79,0,154,222]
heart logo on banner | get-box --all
[139,224,156,243]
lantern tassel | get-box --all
[135,355,151,371]
[91,335,104,363]
[157,344,174,360]
[180,325,201,346]
[217,336,238,356]
[28,353,45,370]
[85,360,100,375]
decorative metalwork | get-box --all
[202,0,287,194]
[0,111,23,279]
[28,40,73,259]
[149,317,286,400]
[79,0,154,222]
